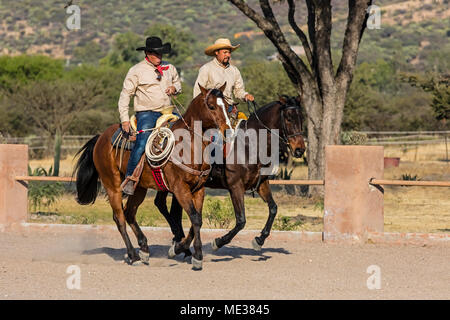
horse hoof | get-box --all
[124,255,141,266]
[252,238,262,251]
[192,257,203,270]
[168,243,177,258]
[139,250,150,265]
[211,239,220,252]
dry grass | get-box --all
[28,143,450,233]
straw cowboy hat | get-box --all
[136,36,171,54]
[204,38,240,56]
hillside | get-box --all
[0,0,448,72]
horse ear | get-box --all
[198,83,208,96]
[218,82,227,93]
[278,94,287,105]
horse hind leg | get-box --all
[124,186,150,265]
[212,183,246,251]
[108,190,140,265]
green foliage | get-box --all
[343,59,445,131]
[341,131,368,145]
[73,40,104,65]
[203,196,234,229]
[0,2,449,138]
[276,167,294,180]
[241,60,298,108]
[402,73,450,121]
[101,32,142,66]
[0,55,64,91]
[273,216,303,231]
[145,23,196,66]
[313,199,324,212]
[27,166,64,212]
[401,173,418,181]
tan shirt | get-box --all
[193,58,248,105]
[118,59,182,123]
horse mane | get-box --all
[248,100,280,123]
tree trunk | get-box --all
[53,130,62,177]
[304,89,346,196]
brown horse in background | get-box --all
[73,84,230,270]
[156,95,306,256]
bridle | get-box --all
[167,90,230,179]
[247,100,304,155]
[279,104,304,140]
[171,89,229,141]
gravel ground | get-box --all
[0,227,449,300]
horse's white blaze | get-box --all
[216,97,233,133]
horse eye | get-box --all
[208,104,215,110]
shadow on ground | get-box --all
[82,243,291,264]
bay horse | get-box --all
[156,95,306,256]
[73,84,230,270]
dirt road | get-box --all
[0,225,448,299]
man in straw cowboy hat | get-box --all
[118,36,182,195]
[194,38,254,125]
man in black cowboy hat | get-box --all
[118,36,182,195]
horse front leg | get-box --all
[212,182,246,251]
[124,186,150,264]
[253,180,277,250]
[170,185,205,270]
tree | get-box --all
[101,32,142,66]
[402,73,450,124]
[227,0,373,194]
[5,79,104,176]
[241,60,297,106]
[0,55,64,136]
[145,23,196,66]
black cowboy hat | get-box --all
[136,36,171,54]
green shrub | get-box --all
[203,196,234,229]
[401,173,418,181]
[28,165,64,212]
[273,215,303,231]
[341,131,368,145]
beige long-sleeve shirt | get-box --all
[193,58,248,105]
[118,59,182,123]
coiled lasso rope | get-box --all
[145,127,176,168]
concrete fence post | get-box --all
[323,145,384,242]
[0,144,28,226]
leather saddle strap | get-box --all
[130,154,146,183]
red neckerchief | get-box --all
[145,56,169,75]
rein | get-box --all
[247,101,303,153]
[166,91,227,177]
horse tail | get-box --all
[73,135,100,205]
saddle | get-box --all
[113,107,180,193]
[111,107,179,151]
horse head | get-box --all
[278,95,306,159]
[194,83,231,138]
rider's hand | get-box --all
[244,93,254,102]
[122,121,130,133]
[165,86,176,96]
